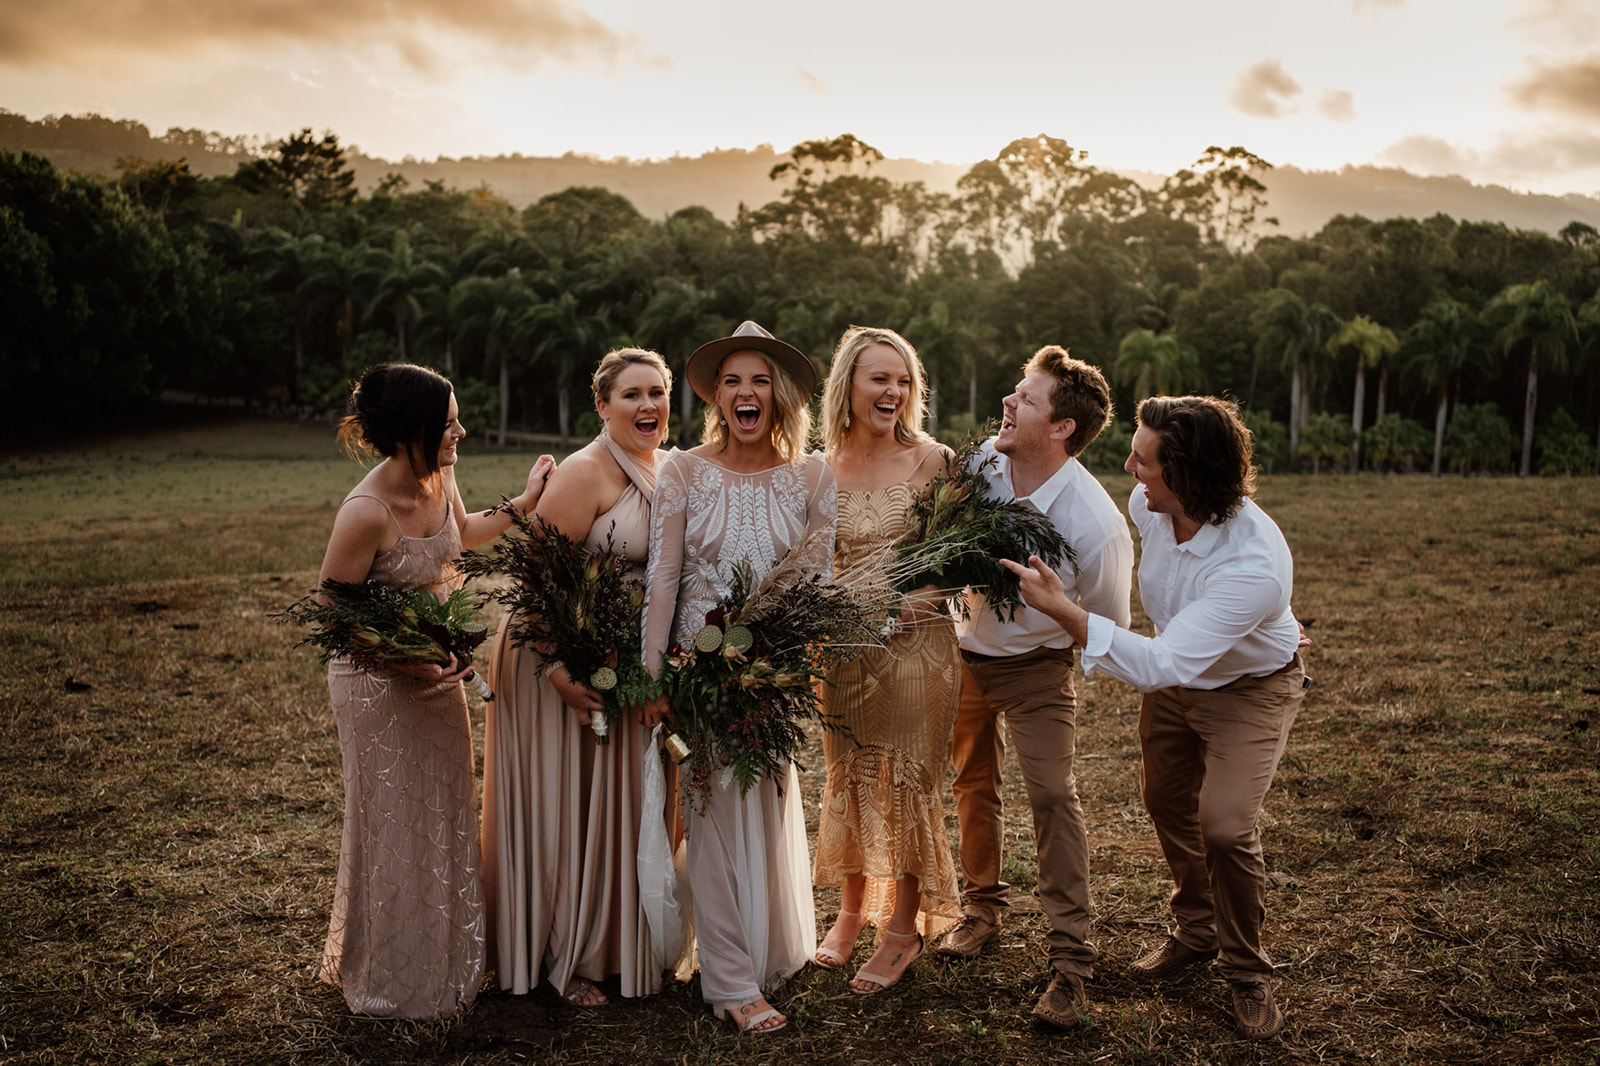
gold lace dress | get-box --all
[319,498,486,1019]
[812,482,962,936]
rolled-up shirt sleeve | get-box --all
[1073,525,1134,632]
[1082,569,1288,692]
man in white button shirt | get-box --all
[1004,394,1308,1040]
[934,345,1134,1031]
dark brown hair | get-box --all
[1022,345,1113,457]
[336,363,452,476]
[1136,395,1257,525]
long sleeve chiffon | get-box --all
[642,451,836,1007]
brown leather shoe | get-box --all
[1127,936,1218,980]
[1032,970,1090,1030]
[1231,980,1283,1039]
[935,915,999,959]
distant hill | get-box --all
[6,109,1599,237]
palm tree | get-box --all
[1115,329,1184,402]
[451,269,541,444]
[906,297,985,434]
[1327,315,1400,472]
[1401,298,1479,476]
[638,276,726,446]
[528,290,612,449]
[1581,290,1600,474]
[249,227,320,404]
[1250,289,1329,464]
[1486,280,1578,477]
[460,224,543,279]
[367,228,448,364]
[299,237,377,368]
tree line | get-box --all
[3,129,1597,475]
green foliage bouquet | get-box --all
[661,532,893,806]
[279,580,494,701]
[456,504,655,744]
[893,433,1077,621]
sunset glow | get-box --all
[1,0,1597,195]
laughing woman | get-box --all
[318,363,554,1019]
[811,327,962,994]
[641,321,835,1034]
[480,348,678,1005]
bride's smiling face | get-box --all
[714,351,775,446]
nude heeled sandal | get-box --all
[814,909,864,970]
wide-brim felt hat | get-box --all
[685,320,817,402]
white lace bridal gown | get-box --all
[642,450,836,1009]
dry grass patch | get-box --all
[2,418,1597,1064]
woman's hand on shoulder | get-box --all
[508,454,556,515]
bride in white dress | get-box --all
[640,321,833,1034]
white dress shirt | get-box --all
[1082,484,1301,692]
[957,439,1134,657]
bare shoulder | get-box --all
[335,490,393,534]
[324,491,397,574]
[909,441,953,488]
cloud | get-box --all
[1378,135,1476,176]
[1227,59,1303,119]
[1507,0,1599,42]
[1350,0,1403,23]
[1507,55,1600,121]
[1316,89,1356,122]
[1492,129,1600,174]
[793,69,830,97]
[1379,129,1600,186]
[0,0,667,76]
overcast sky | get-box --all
[2,0,1598,196]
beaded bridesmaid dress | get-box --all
[320,498,486,1019]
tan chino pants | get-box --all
[1138,656,1306,983]
[949,647,1096,978]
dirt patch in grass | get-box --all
[2,421,1598,1064]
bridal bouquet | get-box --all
[279,580,494,701]
[660,532,894,805]
[892,432,1077,622]
[455,504,655,743]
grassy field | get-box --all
[2,413,1597,1065]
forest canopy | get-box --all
[2,124,1597,476]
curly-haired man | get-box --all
[1006,394,1309,1040]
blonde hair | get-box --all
[699,350,814,464]
[592,347,672,404]
[821,326,934,456]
